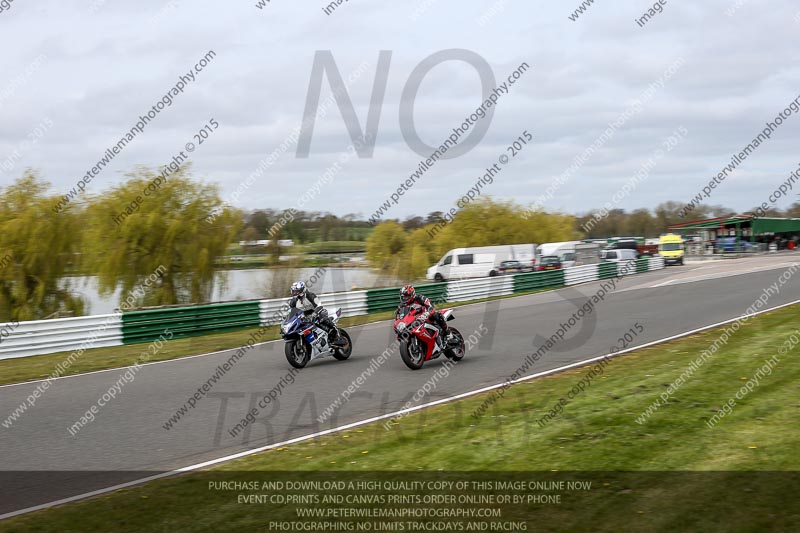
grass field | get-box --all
[4,304,799,531]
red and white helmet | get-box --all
[400,284,415,304]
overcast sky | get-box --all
[1,0,799,219]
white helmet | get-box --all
[291,281,306,297]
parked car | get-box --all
[537,255,562,271]
[559,252,577,268]
[612,239,639,251]
[607,237,658,258]
[601,249,638,262]
[498,260,531,274]
[714,237,758,254]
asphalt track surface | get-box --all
[1,255,799,517]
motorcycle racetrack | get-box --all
[1,255,799,518]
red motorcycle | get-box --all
[393,304,466,370]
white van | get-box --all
[600,248,637,262]
[426,244,537,281]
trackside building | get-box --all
[668,215,800,254]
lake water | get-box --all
[63,267,402,316]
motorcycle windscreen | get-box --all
[282,308,305,329]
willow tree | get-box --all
[365,220,409,279]
[428,198,577,258]
[0,172,84,321]
[83,165,241,307]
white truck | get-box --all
[426,244,537,281]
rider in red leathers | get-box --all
[398,285,453,346]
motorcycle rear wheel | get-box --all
[399,337,425,370]
[332,329,352,360]
[285,339,310,368]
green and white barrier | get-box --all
[0,314,123,361]
[122,301,262,344]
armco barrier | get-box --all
[649,256,665,270]
[0,314,123,361]
[0,257,667,360]
[446,276,514,302]
[366,282,447,314]
[599,261,618,280]
[259,298,289,326]
[121,301,261,344]
[323,290,370,319]
[365,287,396,314]
[513,269,565,293]
[564,264,600,286]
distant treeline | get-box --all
[3,167,798,321]
[240,200,800,247]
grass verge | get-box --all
[3,304,799,531]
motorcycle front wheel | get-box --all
[285,339,310,368]
[399,337,425,370]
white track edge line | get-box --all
[651,262,798,288]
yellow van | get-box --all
[659,234,684,265]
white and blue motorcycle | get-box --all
[281,307,352,368]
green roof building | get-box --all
[668,215,800,254]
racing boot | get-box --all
[435,329,447,349]
[325,320,347,346]
[434,314,456,346]
[435,323,452,349]
[441,326,458,346]
[446,330,459,345]
[331,331,347,347]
